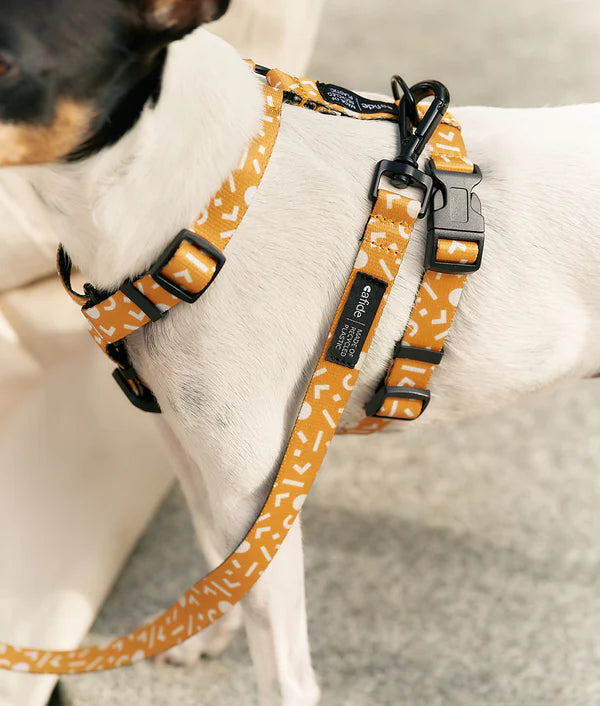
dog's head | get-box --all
[0,0,230,166]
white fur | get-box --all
[4,28,600,705]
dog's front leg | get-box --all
[177,437,318,706]
[148,426,244,665]
[143,371,321,706]
[242,521,318,706]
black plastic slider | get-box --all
[254,64,270,77]
[394,342,444,366]
[425,162,485,274]
[113,367,161,414]
[365,385,431,420]
[107,340,161,414]
[121,280,164,322]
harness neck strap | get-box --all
[58,84,284,413]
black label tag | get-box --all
[317,82,397,117]
[326,273,388,369]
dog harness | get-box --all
[0,66,484,673]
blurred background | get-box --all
[2,0,598,705]
[311,0,600,106]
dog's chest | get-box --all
[128,100,424,430]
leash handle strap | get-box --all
[0,190,420,676]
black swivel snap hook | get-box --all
[371,77,450,217]
[393,77,450,173]
[391,75,419,149]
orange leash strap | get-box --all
[0,180,421,677]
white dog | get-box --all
[1,0,598,703]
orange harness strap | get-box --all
[346,103,484,432]
[0,70,483,674]
[56,70,402,413]
[58,84,285,414]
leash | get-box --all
[0,67,483,673]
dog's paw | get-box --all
[154,604,243,666]
[259,682,321,706]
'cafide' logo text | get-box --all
[353,285,372,319]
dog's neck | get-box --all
[18,29,264,291]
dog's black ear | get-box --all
[133,0,231,39]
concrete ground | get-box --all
[60,1,600,705]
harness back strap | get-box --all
[346,105,483,432]
[263,66,399,120]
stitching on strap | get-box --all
[372,214,413,230]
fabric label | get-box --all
[326,273,387,369]
[317,82,396,116]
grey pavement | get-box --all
[61,1,600,705]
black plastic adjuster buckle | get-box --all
[394,342,444,366]
[425,162,485,274]
[365,385,431,421]
[150,229,226,304]
[370,160,433,217]
[113,367,161,414]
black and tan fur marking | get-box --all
[0,0,230,166]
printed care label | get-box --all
[317,83,397,117]
[326,273,387,369]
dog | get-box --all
[1,0,599,703]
